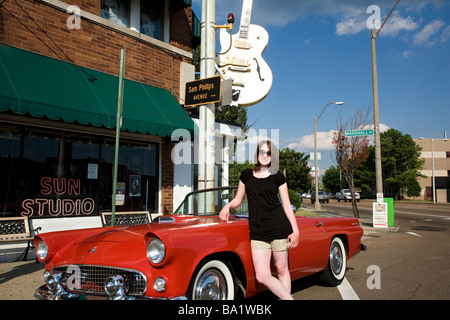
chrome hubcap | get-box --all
[330,243,343,275]
[195,268,227,300]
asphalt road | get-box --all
[299,199,450,300]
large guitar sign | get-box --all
[216,0,273,107]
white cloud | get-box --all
[413,19,446,46]
[336,17,366,36]
[285,123,390,152]
[440,25,450,43]
[382,14,419,36]
[194,0,445,29]
[402,50,412,58]
[335,11,419,36]
[286,129,337,152]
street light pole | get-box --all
[314,101,343,210]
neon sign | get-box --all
[21,177,95,217]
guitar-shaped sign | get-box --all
[216,0,273,107]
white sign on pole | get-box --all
[376,193,383,203]
[310,152,321,160]
[373,202,388,228]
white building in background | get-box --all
[413,137,450,203]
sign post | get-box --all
[111,48,126,227]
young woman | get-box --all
[219,140,299,300]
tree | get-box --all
[323,165,348,193]
[228,161,253,186]
[359,129,424,199]
[381,129,425,199]
[279,147,312,193]
[332,108,371,218]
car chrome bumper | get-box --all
[34,285,187,300]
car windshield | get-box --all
[173,187,248,217]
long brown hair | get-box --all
[252,139,279,174]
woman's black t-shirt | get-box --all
[240,169,293,241]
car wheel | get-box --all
[189,259,235,300]
[319,237,347,286]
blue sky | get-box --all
[192,0,450,172]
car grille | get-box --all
[52,265,147,296]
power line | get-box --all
[375,0,400,38]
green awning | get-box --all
[192,13,201,36]
[0,44,193,138]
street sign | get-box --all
[184,76,221,107]
[345,129,374,137]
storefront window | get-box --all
[0,125,159,218]
[100,141,159,213]
[0,128,21,217]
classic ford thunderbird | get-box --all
[34,187,365,300]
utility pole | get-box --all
[370,27,383,195]
[199,0,216,199]
[370,0,400,195]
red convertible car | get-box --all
[34,187,365,300]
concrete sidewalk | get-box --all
[0,260,44,300]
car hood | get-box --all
[39,215,223,270]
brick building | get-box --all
[0,0,201,244]
[414,137,450,203]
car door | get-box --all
[288,217,330,276]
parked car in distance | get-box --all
[33,187,365,300]
[336,189,360,202]
[301,193,311,199]
[311,191,330,203]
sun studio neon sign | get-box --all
[21,177,95,217]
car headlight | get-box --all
[147,238,166,264]
[36,240,48,261]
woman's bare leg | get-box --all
[252,249,293,300]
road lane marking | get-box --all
[406,232,423,238]
[337,277,360,300]
[391,211,448,219]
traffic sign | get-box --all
[184,76,221,107]
[345,129,374,137]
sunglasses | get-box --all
[258,150,271,157]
